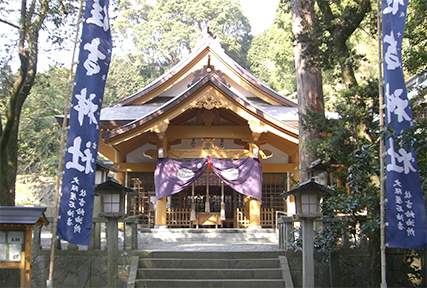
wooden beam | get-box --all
[261,163,299,173]
[166,126,251,140]
[113,162,156,172]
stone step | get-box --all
[137,228,279,245]
[134,279,286,288]
[128,251,293,288]
[133,251,286,259]
[139,258,281,269]
[137,267,283,280]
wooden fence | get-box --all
[261,207,275,228]
[167,208,191,227]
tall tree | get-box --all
[288,0,325,181]
[112,0,252,70]
[247,10,296,97]
[314,0,372,88]
[403,0,427,75]
[103,54,161,107]
[18,66,69,176]
[0,0,75,206]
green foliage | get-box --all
[403,0,427,75]
[298,80,381,259]
[112,0,252,69]
[396,86,427,192]
[247,8,296,96]
[17,66,68,175]
[0,63,14,122]
[103,54,163,106]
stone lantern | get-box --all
[306,159,337,186]
[96,178,135,218]
[281,174,334,288]
[282,178,334,219]
[95,178,135,287]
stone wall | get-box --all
[0,245,423,287]
[29,250,131,288]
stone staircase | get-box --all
[127,251,294,288]
[137,228,279,250]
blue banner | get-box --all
[382,0,427,249]
[57,0,112,245]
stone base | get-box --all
[247,225,262,230]
[154,225,168,229]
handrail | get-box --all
[276,211,294,231]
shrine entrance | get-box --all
[170,182,241,228]
[128,171,287,229]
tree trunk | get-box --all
[291,0,325,182]
[0,0,42,206]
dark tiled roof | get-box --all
[0,206,48,225]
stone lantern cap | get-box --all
[94,178,137,196]
[281,178,335,199]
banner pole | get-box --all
[377,0,387,287]
[47,0,86,286]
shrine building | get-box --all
[98,32,300,229]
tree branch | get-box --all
[0,19,20,29]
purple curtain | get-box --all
[154,158,208,200]
[210,158,262,200]
[154,157,262,201]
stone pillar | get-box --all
[302,217,315,288]
[248,198,261,229]
[106,217,119,288]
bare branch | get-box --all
[0,19,20,29]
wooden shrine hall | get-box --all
[98,32,300,229]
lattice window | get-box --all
[128,173,155,217]
[261,173,287,211]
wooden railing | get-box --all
[237,208,250,228]
[261,207,275,228]
[167,208,191,227]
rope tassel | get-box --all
[190,183,196,221]
[220,181,226,221]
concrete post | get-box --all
[302,217,314,288]
[107,217,118,288]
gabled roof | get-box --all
[0,206,49,226]
[102,72,298,145]
[113,33,297,108]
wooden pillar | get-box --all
[155,197,167,228]
[289,151,300,184]
[248,198,261,229]
[114,150,126,185]
[155,131,168,228]
[248,136,262,229]
[22,226,33,288]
